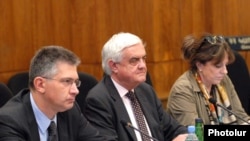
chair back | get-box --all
[0,82,13,107]
[7,72,29,95]
[76,72,98,113]
[227,50,250,115]
[145,71,153,86]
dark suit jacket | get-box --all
[84,75,187,141]
[0,89,105,141]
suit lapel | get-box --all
[57,113,69,141]
[134,88,154,131]
[134,88,149,115]
[27,114,40,141]
[22,91,41,141]
[114,97,137,140]
[104,76,137,140]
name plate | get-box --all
[224,36,250,51]
[204,125,250,140]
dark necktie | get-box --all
[126,91,150,141]
[48,121,58,141]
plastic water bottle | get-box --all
[185,125,199,141]
[195,118,204,141]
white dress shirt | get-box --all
[111,78,152,141]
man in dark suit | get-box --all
[0,46,105,141]
[84,32,188,141]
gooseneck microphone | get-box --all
[120,120,159,141]
[208,98,250,124]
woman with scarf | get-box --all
[167,33,250,125]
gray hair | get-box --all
[29,45,81,89]
[102,32,143,75]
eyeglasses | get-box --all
[197,35,225,51]
[42,77,81,87]
[204,35,225,45]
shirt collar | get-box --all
[30,93,57,134]
[111,77,133,97]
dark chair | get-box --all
[227,50,250,115]
[7,72,29,95]
[145,71,153,86]
[76,72,98,114]
[0,82,13,107]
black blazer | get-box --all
[84,75,187,141]
[0,89,106,141]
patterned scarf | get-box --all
[194,72,237,125]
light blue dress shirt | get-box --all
[30,93,57,141]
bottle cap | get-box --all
[187,125,196,133]
[195,118,203,123]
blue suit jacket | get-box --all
[84,75,187,141]
[0,89,106,141]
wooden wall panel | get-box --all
[150,60,184,97]
[33,0,73,49]
[0,0,35,83]
[203,0,250,71]
[179,0,207,36]
[237,1,250,71]
[70,0,153,78]
[152,0,182,61]
[1,0,250,104]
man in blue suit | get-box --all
[84,32,188,141]
[0,46,106,141]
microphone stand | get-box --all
[209,98,250,125]
[121,120,159,141]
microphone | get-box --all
[120,120,159,141]
[208,98,250,124]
